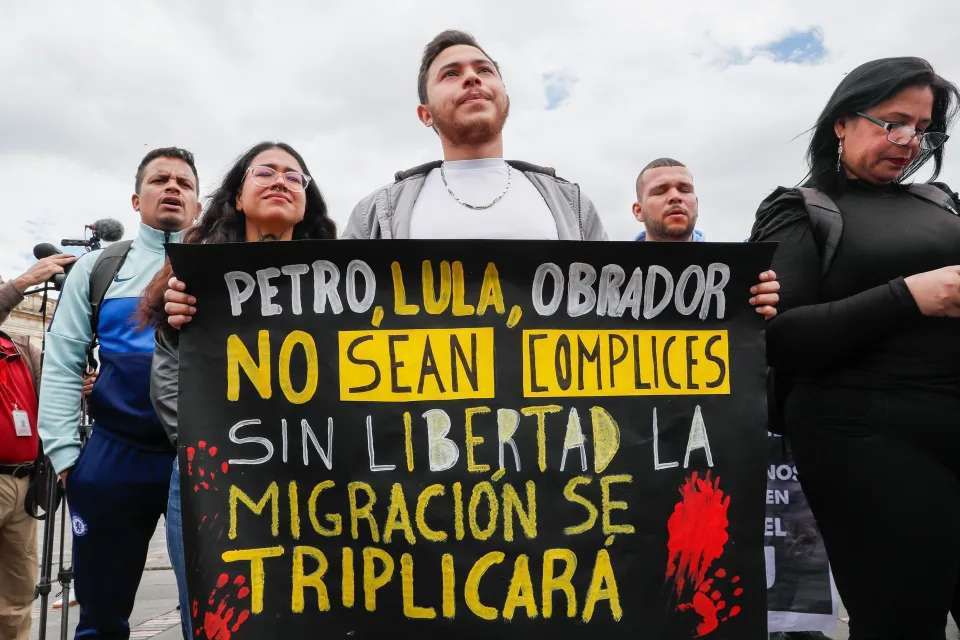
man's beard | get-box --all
[153,211,191,232]
[647,215,695,241]
[435,98,510,147]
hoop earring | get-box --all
[836,139,844,174]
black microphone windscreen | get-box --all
[33,243,62,260]
[92,218,125,242]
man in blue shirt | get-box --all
[38,147,200,639]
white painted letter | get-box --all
[365,416,395,472]
[256,267,283,316]
[346,260,376,312]
[567,262,597,317]
[228,418,273,465]
[423,409,459,472]
[652,408,679,471]
[532,263,564,316]
[682,405,714,468]
[302,418,334,470]
[496,408,521,472]
[311,260,343,314]
[559,408,588,472]
[224,271,256,317]
[701,263,730,320]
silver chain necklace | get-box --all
[440,162,512,211]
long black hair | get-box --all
[141,141,336,326]
[187,141,335,243]
[805,57,960,193]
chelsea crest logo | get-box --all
[71,514,88,537]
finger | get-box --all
[46,254,77,264]
[750,293,780,306]
[168,314,192,330]
[749,281,781,295]
[755,305,778,319]
[164,302,197,316]
[756,270,776,281]
[752,280,781,294]
[168,277,187,291]
[164,289,197,305]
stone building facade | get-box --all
[1,287,57,350]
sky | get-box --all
[3,0,959,280]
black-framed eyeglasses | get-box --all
[856,112,949,152]
[246,165,312,191]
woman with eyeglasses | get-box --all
[751,57,960,639]
[139,141,336,638]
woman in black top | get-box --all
[752,57,960,639]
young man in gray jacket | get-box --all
[341,30,607,242]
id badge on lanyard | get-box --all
[12,404,31,437]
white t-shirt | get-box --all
[409,158,559,240]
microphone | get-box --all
[86,218,124,242]
[30,243,69,291]
[33,243,62,260]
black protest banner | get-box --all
[169,239,774,640]
[765,433,837,633]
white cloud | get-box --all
[3,0,959,279]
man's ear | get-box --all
[131,193,141,213]
[632,201,644,222]
[416,104,433,128]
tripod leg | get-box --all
[57,498,74,640]
[34,470,59,640]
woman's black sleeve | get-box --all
[764,215,920,373]
[150,326,181,446]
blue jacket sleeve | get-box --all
[37,250,101,473]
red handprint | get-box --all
[184,440,230,493]
[197,511,227,541]
[183,440,230,539]
[192,572,251,639]
[665,472,744,637]
[676,567,743,637]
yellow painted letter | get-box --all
[291,546,329,613]
[221,546,285,614]
[464,551,504,620]
[229,482,279,540]
[582,549,622,622]
[227,331,271,401]
[362,547,395,612]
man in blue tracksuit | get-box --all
[38,147,200,639]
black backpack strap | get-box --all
[906,182,960,216]
[506,160,557,178]
[394,161,442,182]
[394,159,560,182]
[86,240,133,368]
[796,187,844,277]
